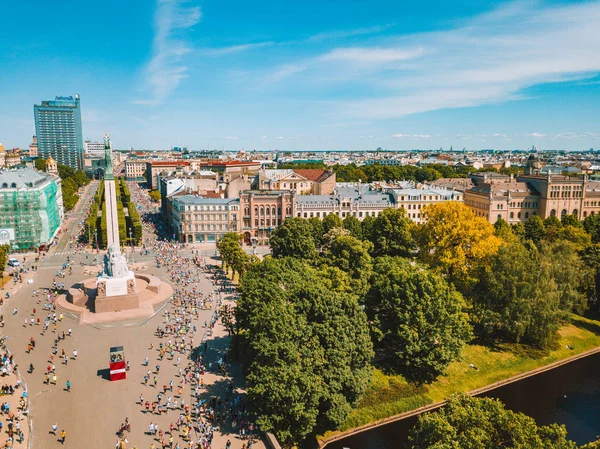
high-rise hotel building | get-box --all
[34,95,84,170]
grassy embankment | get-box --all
[322,314,600,439]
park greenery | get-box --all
[84,177,142,249]
[408,394,585,449]
[277,161,522,183]
[227,201,600,447]
[34,158,90,211]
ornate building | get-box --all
[239,190,295,244]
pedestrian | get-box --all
[51,423,58,434]
[66,380,71,392]
[60,430,66,444]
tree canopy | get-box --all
[417,202,502,288]
[269,217,318,260]
[237,258,373,446]
[409,394,577,449]
[368,208,414,257]
[366,257,471,384]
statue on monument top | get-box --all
[104,133,114,180]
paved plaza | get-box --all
[0,180,266,449]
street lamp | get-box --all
[94,229,98,252]
[129,227,135,264]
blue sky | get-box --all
[1,0,599,151]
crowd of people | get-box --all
[122,181,261,449]
[0,179,261,449]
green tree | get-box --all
[583,214,600,243]
[0,244,9,285]
[57,164,75,180]
[324,235,372,296]
[579,244,600,316]
[369,208,414,257]
[512,222,526,240]
[472,240,563,348]
[237,258,373,445]
[307,217,325,248]
[366,257,471,384]
[343,215,363,240]
[322,213,343,234]
[541,241,591,315]
[524,215,546,244]
[562,214,582,228]
[493,217,513,240]
[544,215,563,230]
[149,190,161,202]
[269,218,317,260]
[557,225,592,249]
[408,394,576,449]
[361,215,375,242]
[34,158,47,172]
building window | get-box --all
[550,209,556,216]
[561,209,567,217]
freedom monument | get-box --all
[62,134,172,324]
[95,133,137,310]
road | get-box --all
[0,181,265,449]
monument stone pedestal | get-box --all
[95,270,140,313]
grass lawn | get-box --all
[322,314,600,439]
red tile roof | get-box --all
[293,169,333,183]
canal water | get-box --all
[327,351,600,449]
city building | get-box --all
[84,140,108,157]
[33,95,84,170]
[28,136,38,157]
[145,161,190,190]
[0,144,5,168]
[464,171,600,223]
[83,155,106,179]
[171,195,240,243]
[389,188,463,223]
[46,156,58,176]
[5,149,21,167]
[256,169,336,195]
[464,177,540,224]
[0,167,63,250]
[239,190,295,244]
[124,159,149,181]
[296,184,391,220]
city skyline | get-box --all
[1,0,600,150]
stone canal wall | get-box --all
[319,346,600,448]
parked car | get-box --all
[7,258,20,267]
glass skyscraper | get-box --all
[34,95,84,170]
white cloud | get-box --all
[253,1,600,119]
[320,47,424,64]
[264,64,308,84]
[276,136,285,140]
[525,132,547,138]
[392,133,431,138]
[552,132,600,139]
[222,136,239,140]
[134,0,201,105]
[306,25,390,42]
[201,41,274,56]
